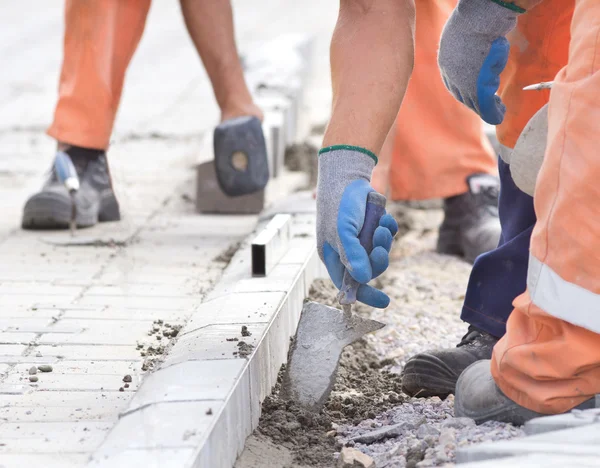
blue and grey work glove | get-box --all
[438,0,525,125]
[317,146,398,308]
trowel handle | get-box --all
[338,192,387,305]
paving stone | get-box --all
[0,453,89,468]
[0,421,113,453]
[62,307,190,322]
[0,306,62,318]
[279,239,316,265]
[196,160,264,215]
[0,390,131,408]
[89,447,195,468]
[0,283,84,296]
[84,284,198,298]
[35,345,141,361]
[0,317,54,332]
[0,402,130,423]
[525,409,600,435]
[458,453,600,467]
[98,401,218,452]
[211,263,302,297]
[0,295,77,307]
[75,295,199,311]
[0,344,27,355]
[182,291,285,334]
[0,332,38,344]
[128,359,246,411]
[38,320,153,346]
[0,355,59,365]
[457,424,600,463]
[3,372,141,392]
[13,360,140,376]
[164,323,265,366]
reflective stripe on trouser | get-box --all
[47,0,151,150]
[460,0,570,339]
[372,0,496,201]
[492,0,600,414]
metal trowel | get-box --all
[282,192,387,412]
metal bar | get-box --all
[251,214,292,276]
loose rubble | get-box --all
[337,447,375,468]
[138,320,183,371]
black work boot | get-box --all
[437,173,501,263]
[22,146,120,230]
[455,360,597,425]
[401,325,499,398]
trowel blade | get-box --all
[281,301,385,412]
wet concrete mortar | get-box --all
[236,203,524,468]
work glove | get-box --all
[316,146,398,308]
[438,0,525,125]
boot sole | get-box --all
[401,353,462,398]
[22,190,120,230]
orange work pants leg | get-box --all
[47,0,151,150]
[373,0,496,201]
[496,0,572,156]
[492,0,600,414]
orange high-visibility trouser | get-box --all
[375,0,497,201]
[491,0,600,414]
[47,0,151,150]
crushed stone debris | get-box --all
[237,203,526,468]
[29,376,38,383]
[236,341,255,358]
[28,366,37,375]
[37,365,53,373]
[337,447,375,468]
[241,325,252,337]
[138,321,183,371]
[206,408,213,416]
[123,375,132,383]
[119,387,124,392]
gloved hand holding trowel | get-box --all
[281,0,414,412]
[282,146,399,412]
[316,146,399,308]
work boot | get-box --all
[437,173,501,263]
[22,146,120,230]
[455,360,597,425]
[401,325,498,398]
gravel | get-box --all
[335,205,525,467]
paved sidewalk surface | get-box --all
[0,1,335,467]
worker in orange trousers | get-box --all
[21,0,262,230]
[404,0,600,423]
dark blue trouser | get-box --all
[460,158,536,338]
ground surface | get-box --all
[0,1,336,466]
[236,205,524,468]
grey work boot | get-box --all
[401,325,498,398]
[455,360,597,425]
[437,173,501,263]
[22,147,120,230]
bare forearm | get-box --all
[323,0,415,156]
